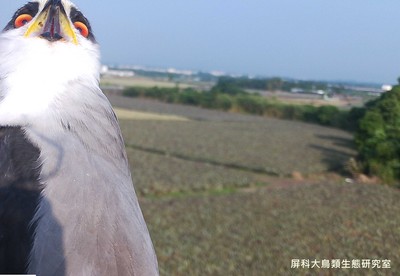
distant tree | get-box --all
[214,94,233,111]
[344,107,366,131]
[178,88,201,106]
[267,78,283,92]
[355,86,400,183]
[236,95,266,115]
[123,87,141,97]
[167,73,174,82]
[213,77,246,95]
[316,105,341,126]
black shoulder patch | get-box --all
[0,126,43,274]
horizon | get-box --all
[1,1,400,84]
[105,63,392,87]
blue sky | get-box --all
[1,0,400,83]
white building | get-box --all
[101,65,135,77]
[381,84,392,92]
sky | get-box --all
[1,0,400,84]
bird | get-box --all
[0,0,159,275]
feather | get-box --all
[0,0,158,275]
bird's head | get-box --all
[3,0,96,46]
[0,0,101,124]
[0,0,99,81]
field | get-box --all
[143,183,400,275]
[101,75,368,109]
[257,90,364,108]
[101,75,209,90]
[107,93,400,275]
[101,76,182,88]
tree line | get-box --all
[122,79,364,131]
[122,79,400,184]
[216,76,330,92]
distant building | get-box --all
[290,88,304,93]
[101,65,135,77]
[166,68,194,76]
[381,85,392,92]
[210,70,226,77]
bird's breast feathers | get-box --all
[0,24,100,126]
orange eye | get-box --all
[14,14,33,28]
[74,21,89,38]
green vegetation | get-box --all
[110,96,400,275]
[355,86,400,184]
[120,119,355,194]
[141,182,400,275]
[123,86,235,111]
[122,77,369,131]
[215,76,329,92]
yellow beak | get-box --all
[24,1,78,45]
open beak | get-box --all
[24,0,78,44]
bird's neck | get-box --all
[0,36,100,127]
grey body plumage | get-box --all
[0,0,159,275]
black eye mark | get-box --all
[70,7,96,42]
[3,2,39,32]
